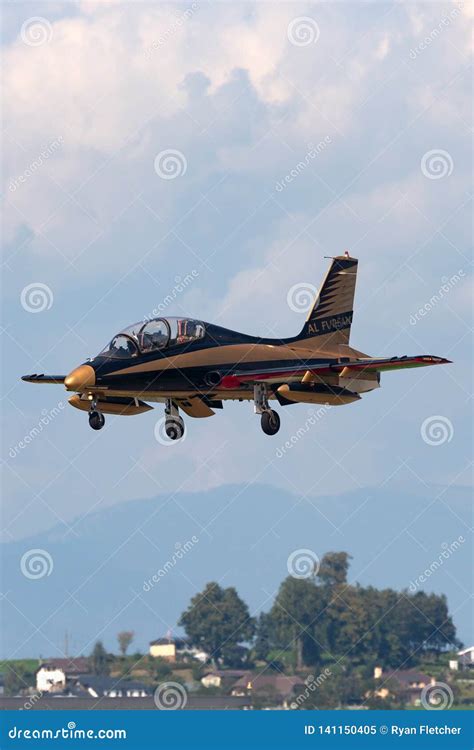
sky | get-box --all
[1,1,472,657]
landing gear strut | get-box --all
[254,384,280,436]
[164,399,185,441]
[88,400,105,431]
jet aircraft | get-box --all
[22,254,450,439]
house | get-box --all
[458,646,474,669]
[201,670,248,689]
[36,658,89,693]
[74,675,151,699]
[230,673,305,708]
[149,637,185,661]
[149,637,208,663]
[373,666,435,705]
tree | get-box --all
[4,664,34,696]
[269,577,323,669]
[117,630,134,657]
[254,612,275,662]
[317,552,351,587]
[179,582,256,665]
[90,641,110,675]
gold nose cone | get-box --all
[64,364,96,392]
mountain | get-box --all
[1,483,471,659]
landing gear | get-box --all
[165,417,185,440]
[88,398,105,430]
[261,409,280,436]
[89,409,105,431]
[164,399,185,441]
[254,383,280,436]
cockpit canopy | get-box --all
[100,317,205,358]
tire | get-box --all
[165,418,185,441]
[89,410,105,430]
[261,409,280,436]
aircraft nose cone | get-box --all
[64,364,96,392]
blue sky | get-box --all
[1,2,472,655]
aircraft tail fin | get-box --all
[291,254,358,350]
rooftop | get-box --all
[37,658,89,675]
[231,673,304,697]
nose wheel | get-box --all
[89,409,105,431]
[254,383,281,436]
[88,399,105,431]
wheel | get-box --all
[261,409,280,436]
[89,410,105,431]
[165,417,185,441]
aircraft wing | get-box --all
[21,374,66,384]
[219,355,451,387]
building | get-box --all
[74,675,151,699]
[149,637,208,663]
[201,670,248,689]
[458,646,474,669]
[230,673,305,708]
[373,666,435,705]
[149,638,184,661]
[36,658,90,693]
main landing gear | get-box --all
[88,401,105,431]
[165,399,185,441]
[254,383,280,436]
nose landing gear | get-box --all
[254,383,280,436]
[165,399,185,441]
[89,406,105,431]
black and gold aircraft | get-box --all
[22,254,450,439]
